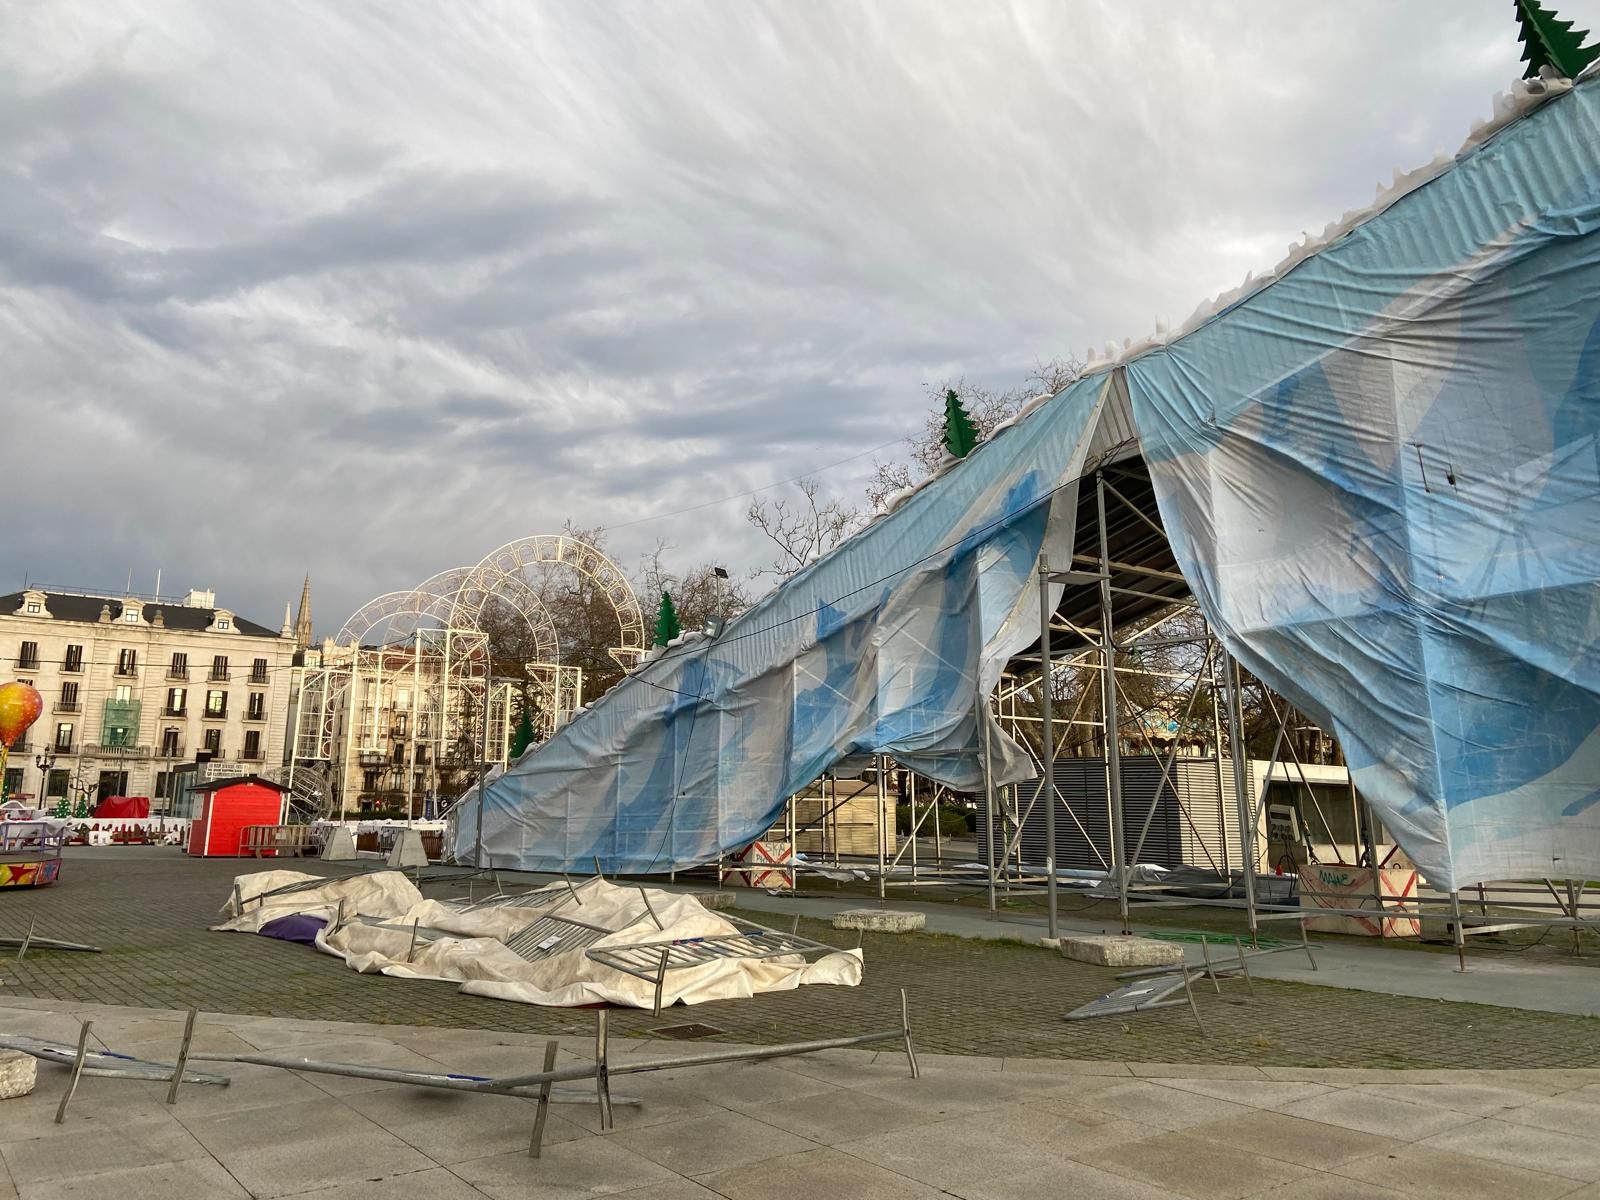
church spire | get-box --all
[294,575,313,649]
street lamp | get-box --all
[33,750,56,809]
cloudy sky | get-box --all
[1,0,1586,633]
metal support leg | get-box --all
[876,755,887,902]
[594,1010,613,1130]
[1039,558,1058,940]
[982,695,998,915]
[1450,890,1467,972]
[1234,938,1254,996]
[1180,970,1205,1037]
[1299,917,1317,971]
[165,1007,198,1105]
[16,915,35,962]
[900,988,919,1079]
[1223,654,1258,943]
[1094,477,1129,935]
[54,1021,92,1125]
[1199,938,1220,993]
[529,1039,559,1158]
[652,947,670,1017]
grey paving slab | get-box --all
[290,1166,488,1199]
[1497,1092,1600,1137]
[176,1096,435,1197]
[558,1071,728,1134]
[670,1060,841,1108]
[694,1146,949,1200]
[1152,1077,1337,1109]
[1249,1173,1406,1199]
[1355,1080,1551,1116]
[452,1137,678,1200]
[265,1035,460,1097]
[166,1061,333,1115]
[954,1159,1188,1200]
[15,1157,250,1200]
[1419,1117,1600,1182]
[741,1086,932,1145]
[1183,1109,1402,1169]
[610,1108,816,1175]
[597,1181,725,1200]
[1273,1089,1479,1140]
[1075,1079,1255,1131]
[1333,1143,1581,1199]
[342,1086,591,1164]
[1,1116,206,1186]
[1074,1129,1314,1200]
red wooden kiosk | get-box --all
[186,775,290,857]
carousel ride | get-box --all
[287,533,645,820]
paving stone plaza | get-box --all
[0,849,1599,1197]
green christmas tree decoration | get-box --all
[71,796,87,819]
[51,796,69,819]
[653,591,682,648]
[1514,0,1599,79]
[943,389,980,460]
[509,697,536,760]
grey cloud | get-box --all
[0,0,1584,627]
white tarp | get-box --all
[214,871,861,1009]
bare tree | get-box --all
[866,357,1084,509]
[636,542,752,633]
[745,478,864,579]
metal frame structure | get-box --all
[287,532,642,822]
[32,993,919,1159]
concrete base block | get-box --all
[1038,937,1063,950]
[1060,934,1183,968]
[0,1051,37,1099]
[321,826,357,862]
[831,909,926,933]
[693,891,738,911]
[385,829,429,869]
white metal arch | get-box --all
[467,534,646,667]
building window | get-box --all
[392,742,405,764]
[203,728,222,755]
[247,692,265,720]
[59,682,79,712]
[123,608,139,624]
[250,658,268,683]
[64,644,83,673]
[54,723,73,752]
[46,769,68,798]
[17,641,39,669]
[210,655,229,682]
[25,601,40,614]
[165,687,186,716]
[243,730,261,760]
[169,652,187,679]
[154,771,173,800]
[114,684,132,703]
[393,713,408,737]
[160,728,181,757]
[116,648,137,676]
[2,768,19,797]
[217,619,230,630]
[106,725,132,749]
[204,690,227,718]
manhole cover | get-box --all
[651,1022,724,1040]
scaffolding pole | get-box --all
[1095,473,1130,934]
[1223,653,1259,942]
[1038,556,1058,939]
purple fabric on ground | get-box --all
[258,913,328,946]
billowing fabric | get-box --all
[460,76,1600,890]
[1129,78,1600,890]
[454,375,1108,872]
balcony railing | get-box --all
[244,709,267,722]
[53,701,80,713]
[202,707,228,720]
[240,748,264,761]
[163,706,187,717]
[208,669,231,682]
[248,671,269,684]
[114,664,137,677]
[52,741,75,754]
[159,744,184,759]
[8,739,29,753]
[61,660,84,675]
[84,743,152,759]
[201,748,226,760]
[167,667,190,681]
[17,656,39,670]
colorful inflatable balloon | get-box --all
[0,682,42,748]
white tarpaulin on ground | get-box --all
[213,870,861,1009]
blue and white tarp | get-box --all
[458,74,1600,890]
